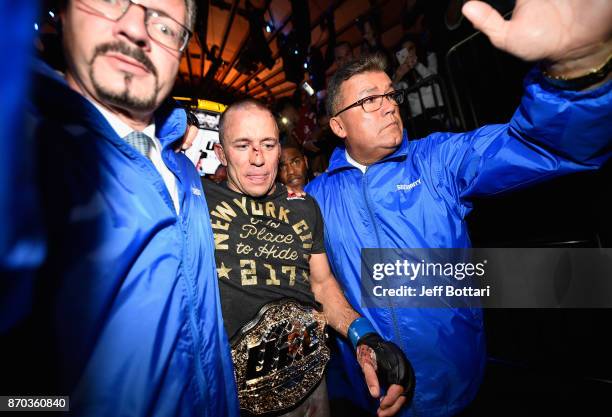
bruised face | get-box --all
[214,106,281,197]
[329,71,403,165]
[62,0,186,117]
[279,147,308,191]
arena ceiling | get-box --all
[175,0,411,103]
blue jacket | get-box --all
[3,61,240,417]
[0,1,44,331]
[306,71,612,416]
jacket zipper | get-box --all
[155,151,210,414]
[171,158,210,414]
[361,171,402,345]
[180,217,210,415]
[362,168,420,416]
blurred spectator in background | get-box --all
[205,164,227,184]
[275,97,300,147]
[356,15,394,75]
[392,34,446,138]
[279,145,310,192]
[294,87,318,148]
[334,41,354,70]
[306,113,343,175]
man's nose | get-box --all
[250,147,264,166]
[113,3,151,50]
[381,95,397,116]
[286,163,297,176]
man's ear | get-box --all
[214,143,228,166]
[329,116,347,139]
[303,156,309,170]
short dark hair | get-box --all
[326,53,387,116]
[218,99,277,144]
[281,144,304,156]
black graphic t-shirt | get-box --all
[203,180,325,339]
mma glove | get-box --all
[348,317,416,402]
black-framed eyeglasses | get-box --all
[77,0,192,52]
[334,90,405,117]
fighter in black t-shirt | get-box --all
[204,180,325,339]
[202,99,414,417]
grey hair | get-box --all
[326,53,387,116]
[218,99,278,144]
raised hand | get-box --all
[462,0,612,77]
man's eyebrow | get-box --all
[356,84,394,98]
[146,5,171,20]
[229,138,250,144]
[357,86,379,97]
[230,137,278,143]
[147,5,184,25]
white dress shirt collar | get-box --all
[345,149,368,173]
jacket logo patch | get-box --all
[191,187,202,196]
[396,178,422,191]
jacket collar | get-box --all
[327,130,410,173]
[32,60,186,150]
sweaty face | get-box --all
[330,71,404,165]
[279,148,308,190]
[62,0,186,116]
[215,107,281,197]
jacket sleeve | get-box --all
[425,68,612,213]
[1,1,45,333]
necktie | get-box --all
[123,131,152,158]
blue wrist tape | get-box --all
[347,317,377,349]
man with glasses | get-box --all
[3,1,239,416]
[306,1,611,416]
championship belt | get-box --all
[230,298,330,415]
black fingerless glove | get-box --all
[348,317,416,401]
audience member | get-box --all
[279,145,310,192]
[334,41,354,70]
[392,34,446,137]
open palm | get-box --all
[462,0,612,63]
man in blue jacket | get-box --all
[306,1,612,416]
[1,0,239,416]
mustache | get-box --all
[92,41,157,77]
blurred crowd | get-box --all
[269,0,490,180]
